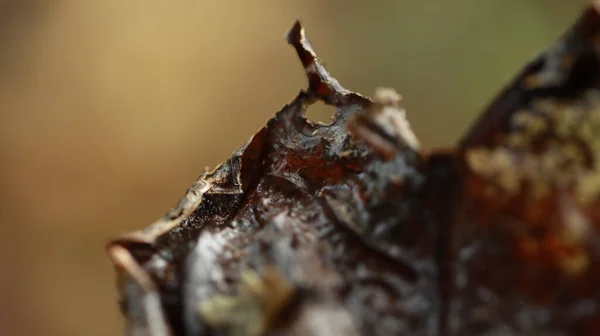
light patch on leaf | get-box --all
[198,266,296,336]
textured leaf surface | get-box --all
[108,4,600,335]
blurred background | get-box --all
[0,0,589,335]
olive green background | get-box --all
[0,1,588,335]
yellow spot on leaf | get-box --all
[198,266,296,336]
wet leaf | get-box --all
[108,4,600,335]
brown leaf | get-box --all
[108,4,600,336]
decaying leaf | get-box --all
[108,3,600,335]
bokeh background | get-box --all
[0,0,589,335]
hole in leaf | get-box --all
[304,100,336,125]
